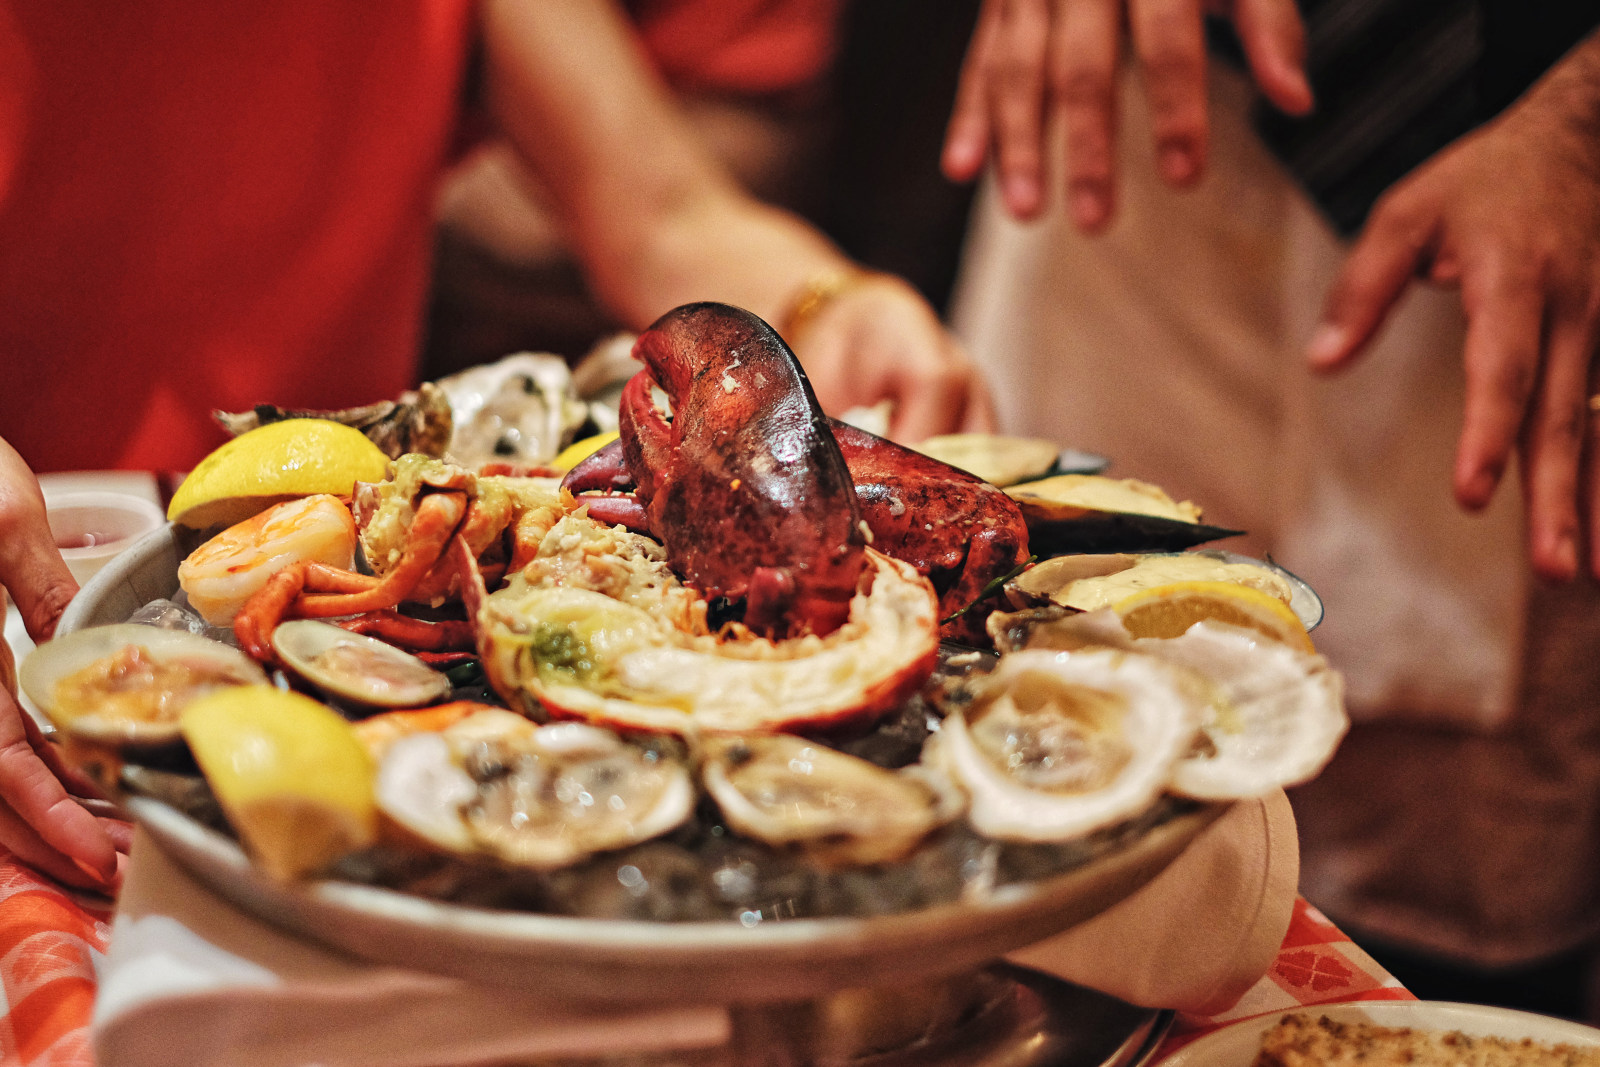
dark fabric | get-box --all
[1251,1,1600,236]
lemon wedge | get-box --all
[168,419,390,531]
[1111,580,1316,653]
[551,430,620,473]
[180,686,377,881]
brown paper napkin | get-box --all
[94,793,1295,1065]
[1006,789,1298,1016]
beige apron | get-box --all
[952,65,1600,964]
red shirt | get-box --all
[630,0,844,96]
[0,2,476,472]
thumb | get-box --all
[0,441,79,645]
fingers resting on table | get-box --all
[941,0,1312,229]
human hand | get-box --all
[942,0,1312,230]
[0,438,129,891]
[1307,42,1600,582]
[786,272,997,443]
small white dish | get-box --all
[1158,1000,1600,1066]
[46,490,165,586]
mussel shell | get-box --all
[19,624,267,747]
[1025,513,1242,555]
[271,619,452,709]
[1008,475,1240,554]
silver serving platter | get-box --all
[59,524,1225,1007]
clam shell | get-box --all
[19,624,267,747]
[271,620,451,708]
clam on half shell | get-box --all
[701,734,963,866]
[928,648,1199,841]
[271,620,451,709]
[374,708,695,869]
[19,624,267,747]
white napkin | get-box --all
[93,793,1295,1066]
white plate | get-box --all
[1159,1001,1600,1066]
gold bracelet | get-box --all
[780,268,882,344]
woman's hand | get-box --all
[1307,33,1600,582]
[787,272,997,442]
[0,437,129,891]
[942,0,1312,230]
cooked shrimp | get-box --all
[178,494,357,625]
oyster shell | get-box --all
[928,648,1199,841]
[1135,622,1348,799]
[271,620,452,708]
[913,434,1062,488]
[701,734,963,866]
[974,610,1348,800]
[373,708,694,869]
[212,382,454,460]
[19,624,267,747]
[436,353,593,469]
[1007,475,1241,554]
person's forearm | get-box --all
[480,0,850,328]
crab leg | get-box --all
[233,490,469,665]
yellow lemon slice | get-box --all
[1111,580,1315,653]
[168,419,391,531]
[551,430,620,473]
[180,685,377,881]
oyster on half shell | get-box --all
[975,610,1348,801]
[928,648,1199,841]
[1135,622,1348,800]
[701,734,963,866]
[373,708,694,869]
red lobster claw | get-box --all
[618,302,866,637]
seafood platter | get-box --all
[28,304,1348,1026]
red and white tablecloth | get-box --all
[0,850,1412,1067]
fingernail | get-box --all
[1002,174,1040,216]
[1553,532,1579,579]
[1287,70,1315,114]
[1306,323,1347,368]
[1070,188,1106,231]
[1158,145,1196,184]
